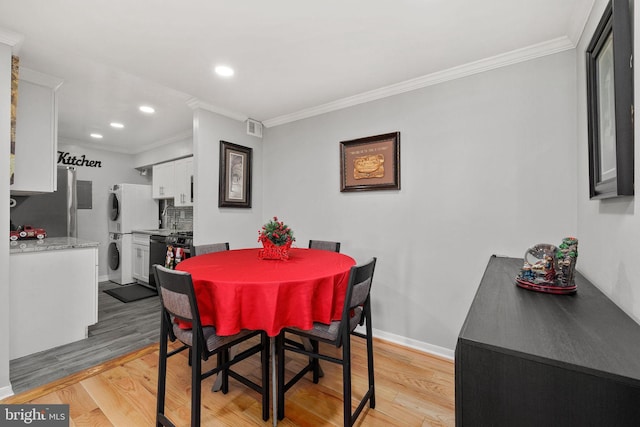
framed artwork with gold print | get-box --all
[340,132,400,192]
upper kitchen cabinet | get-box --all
[174,157,193,207]
[152,161,175,199]
[11,68,63,195]
[152,157,193,206]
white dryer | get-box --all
[107,232,134,284]
[108,184,158,233]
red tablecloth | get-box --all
[175,248,356,337]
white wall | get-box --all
[0,39,14,399]
[192,109,263,248]
[59,140,153,279]
[263,51,578,353]
[576,0,640,324]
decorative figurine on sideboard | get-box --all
[515,237,578,294]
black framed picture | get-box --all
[340,132,400,192]
[218,140,252,208]
[586,0,634,199]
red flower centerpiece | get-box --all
[258,216,295,260]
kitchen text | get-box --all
[57,151,102,168]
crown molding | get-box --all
[0,28,23,51]
[263,36,576,128]
[59,129,193,155]
[133,129,193,154]
[186,97,247,122]
[20,67,64,90]
[58,137,131,155]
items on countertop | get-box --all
[161,231,192,269]
[9,224,47,241]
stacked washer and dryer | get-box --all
[107,184,158,285]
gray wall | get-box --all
[576,0,640,325]
[192,109,263,249]
[262,50,578,354]
[59,140,153,279]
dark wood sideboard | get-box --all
[456,256,640,426]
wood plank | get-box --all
[2,345,158,404]
[6,280,455,425]
[3,333,454,426]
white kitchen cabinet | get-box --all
[174,157,194,207]
[11,68,63,195]
[132,233,150,283]
[152,161,175,199]
[9,245,99,359]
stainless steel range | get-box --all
[148,231,193,289]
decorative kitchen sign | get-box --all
[340,132,400,192]
[57,151,102,168]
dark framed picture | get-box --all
[586,0,633,199]
[219,140,252,208]
[340,132,400,192]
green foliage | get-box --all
[258,216,295,246]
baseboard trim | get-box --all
[355,326,455,360]
[0,385,15,400]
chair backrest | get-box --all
[153,265,208,352]
[337,257,376,346]
[193,242,230,256]
[308,240,341,253]
[153,264,200,324]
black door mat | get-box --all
[104,284,157,303]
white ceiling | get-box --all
[0,0,594,154]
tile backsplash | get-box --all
[161,200,192,231]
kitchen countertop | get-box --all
[9,237,100,254]
[131,228,173,236]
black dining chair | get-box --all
[276,257,377,426]
[193,242,230,256]
[153,264,270,427]
[308,239,341,252]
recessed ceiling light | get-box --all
[110,122,124,129]
[139,105,155,114]
[90,133,103,139]
[214,65,234,77]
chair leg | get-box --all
[211,352,226,394]
[301,337,324,379]
[156,325,169,426]
[191,338,202,427]
[342,333,352,427]
[311,340,320,384]
[221,350,229,394]
[365,309,375,408]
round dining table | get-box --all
[175,247,355,425]
[175,247,356,336]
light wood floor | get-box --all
[10,281,162,393]
[2,335,455,426]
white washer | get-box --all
[107,233,134,284]
[108,184,158,234]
